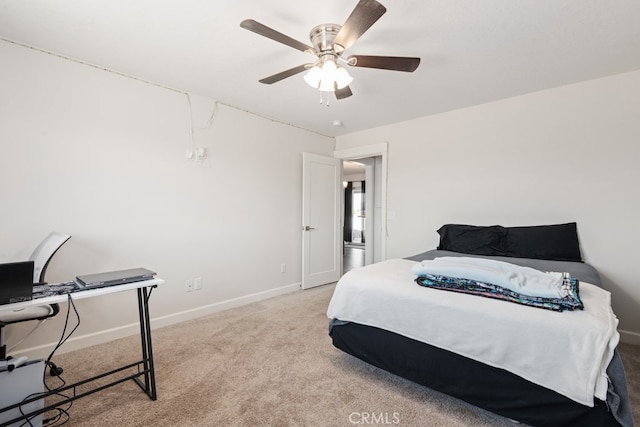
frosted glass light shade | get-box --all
[334,66,353,89]
[303,66,322,88]
[304,58,353,92]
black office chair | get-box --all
[0,232,71,360]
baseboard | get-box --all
[620,329,640,345]
[16,282,302,360]
[150,282,301,329]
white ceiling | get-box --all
[2,0,640,137]
[344,161,366,177]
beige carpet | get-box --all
[45,284,639,426]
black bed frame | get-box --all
[330,321,620,427]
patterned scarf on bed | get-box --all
[415,273,583,312]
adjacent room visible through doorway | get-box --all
[343,161,366,273]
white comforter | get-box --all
[327,258,620,406]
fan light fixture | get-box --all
[304,56,353,92]
[240,0,421,102]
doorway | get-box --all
[300,143,387,287]
[340,152,386,271]
[337,142,387,273]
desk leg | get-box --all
[0,285,159,427]
[134,286,157,400]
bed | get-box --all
[327,223,633,427]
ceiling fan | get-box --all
[240,0,420,100]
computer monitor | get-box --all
[29,232,71,284]
[0,261,34,305]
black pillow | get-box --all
[504,222,582,262]
[437,224,507,256]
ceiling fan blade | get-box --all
[347,55,421,72]
[333,0,387,52]
[335,85,353,100]
[258,64,310,84]
[240,19,313,53]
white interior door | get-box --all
[302,153,342,289]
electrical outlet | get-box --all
[280,263,286,273]
[185,279,194,292]
[194,277,202,290]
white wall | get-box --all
[0,40,334,357]
[336,70,640,343]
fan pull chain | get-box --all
[318,92,331,107]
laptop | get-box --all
[0,261,34,305]
[75,268,156,290]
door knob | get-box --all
[303,226,316,231]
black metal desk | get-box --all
[0,278,163,426]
